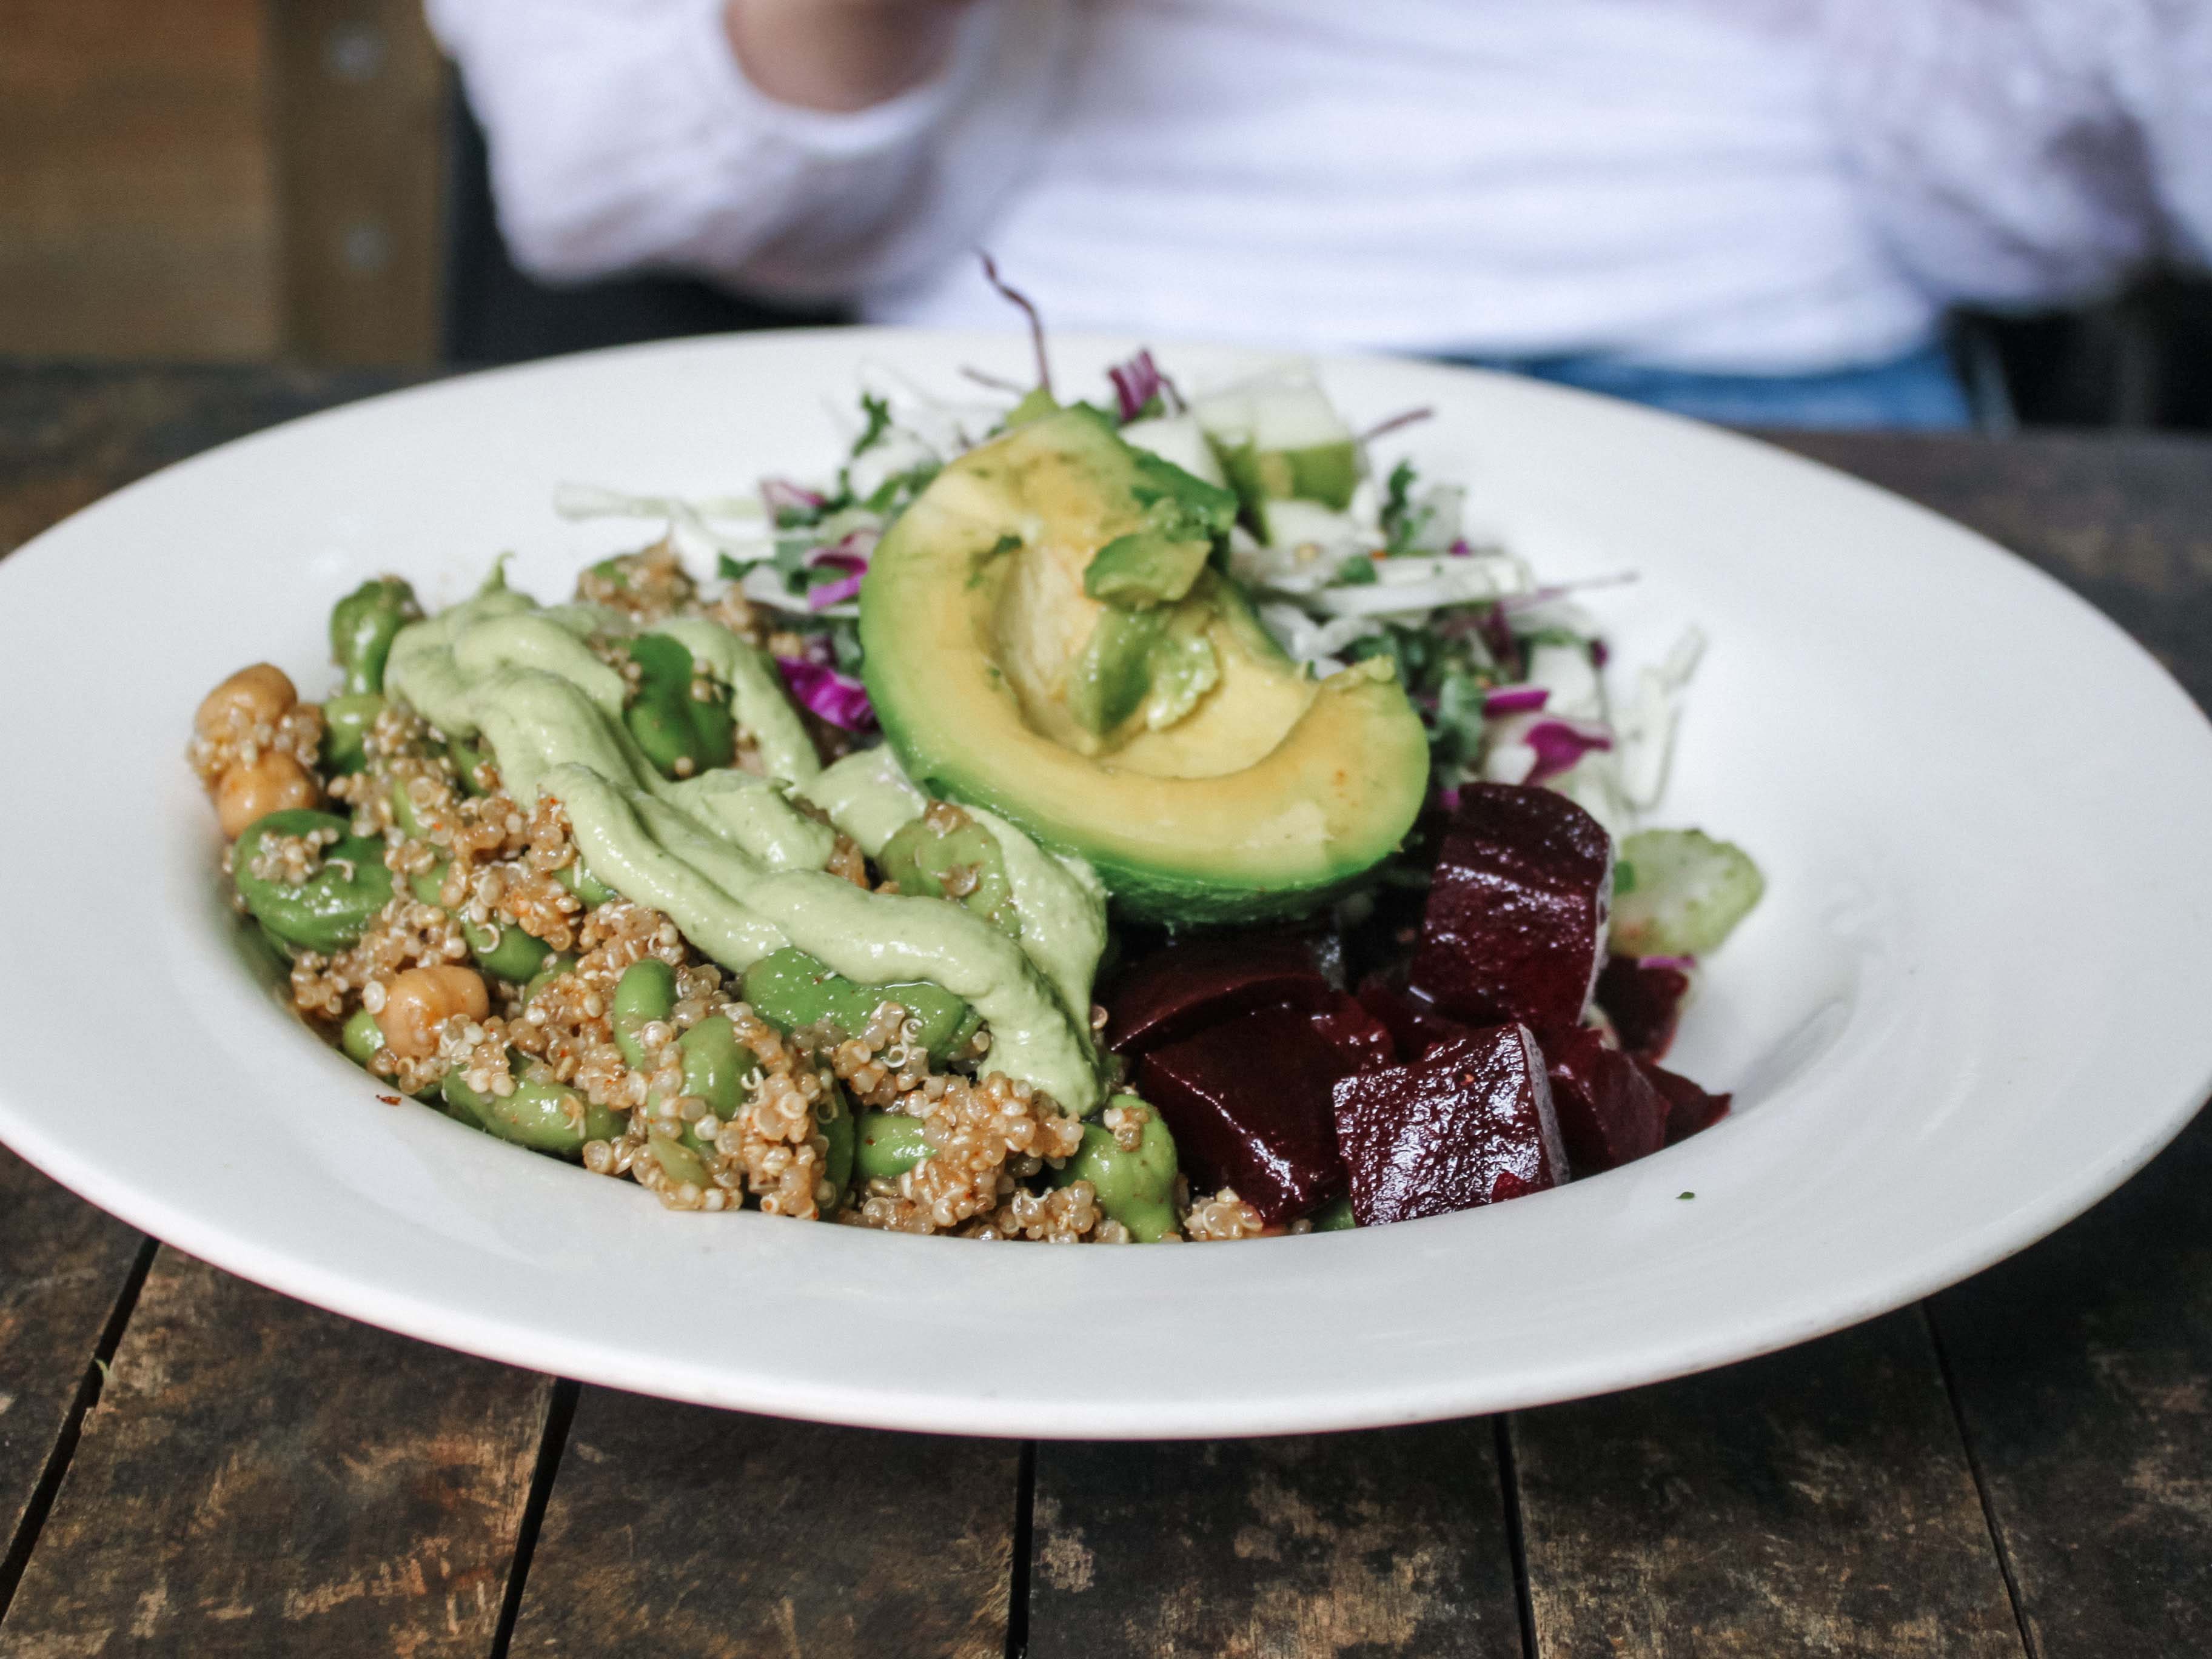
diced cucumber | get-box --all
[1194,375,1361,511]
[1609,829,1765,958]
[1119,413,1228,489]
[1254,497,1366,554]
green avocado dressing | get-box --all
[384,584,1105,1113]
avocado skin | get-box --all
[862,409,1428,926]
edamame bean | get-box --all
[521,953,576,1007]
[854,1111,932,1182]
[554,858,617,907]
[321,691,384,774]
[447,736,494,794]
[443,1056,622,1156]
[1308,1195,1357,1233]
[877,811,1019,936]
[340,1006,384,1067]
[643,1130,714,1192]
[469,917,551,982]
[232,808,394,953]
[611,958,677,1067]
[330,576,421,696]
[409,860,553,982]
[1052,1098,1180,1242]
[740,947,976,1064]
[625,633,736,780]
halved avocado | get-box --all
[860,407,1428,924]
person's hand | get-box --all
[723,0,979,113]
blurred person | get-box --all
[429,0,2212,428]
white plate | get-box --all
[3,329,2208,1439]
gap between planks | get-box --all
[0,1235,157,1624]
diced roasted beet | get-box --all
[1541,1025,1667,1176]
[1332,1024,1567,1227]
[1138,1005,1352,1224]
[1308,991,1396,1072]
[1354,970,1477,1064]
[1594,954,1692,1061]
[1410,783,1613,1034]
[1636,1059,1732,1145]
[1104,931,1334,1055]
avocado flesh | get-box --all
[860,407,1429,925]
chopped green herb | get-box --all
[1333,555,1379,586]
[1677,1191,1695,1201]
[852,391,893,458]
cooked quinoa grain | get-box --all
[190,543,1264,1246]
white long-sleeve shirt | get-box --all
[428,0,2212,375]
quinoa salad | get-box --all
[190,326,1764,1244]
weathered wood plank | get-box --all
[1513,1309,2024,1658]
[0,1150,147,1610]
[508,1388,1017,1658]
[1928,1106,2212,1657]
[1027,1424,1522,1659]
[0,1247,551,1657]
[0,360,424,557]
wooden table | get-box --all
[3,360,2210,1658]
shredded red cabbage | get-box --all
[1438,785,1463,812]
[1359,406,1434,443]
[1484,685,1550,715]
[803,526,878,569]
[978,252,1053,398]
[760,478,825,515]
[1523,717,1614,785]
[1447,537,1475,558]
[805,573,863,611]
[1107,350,1166,423]
[776,658,876,730]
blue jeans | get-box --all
[1464,341,1973,431]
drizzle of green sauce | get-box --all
[384,583,1105,1112]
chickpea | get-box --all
[376,965,490,1059]
[195,663,297,739]
[215,750,319,837]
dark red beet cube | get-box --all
[1105,931,1333,1055]
[1542,1025,1667,1176]
[1595,954,1692,1062]
[1138,1005,1352,1224]
[1332,1024,1567,1227]
[1636,1059,1732,1145]
[1410,783,1612,1034]
[1308,991,1396,1072]
[1355,970,1478,1064]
